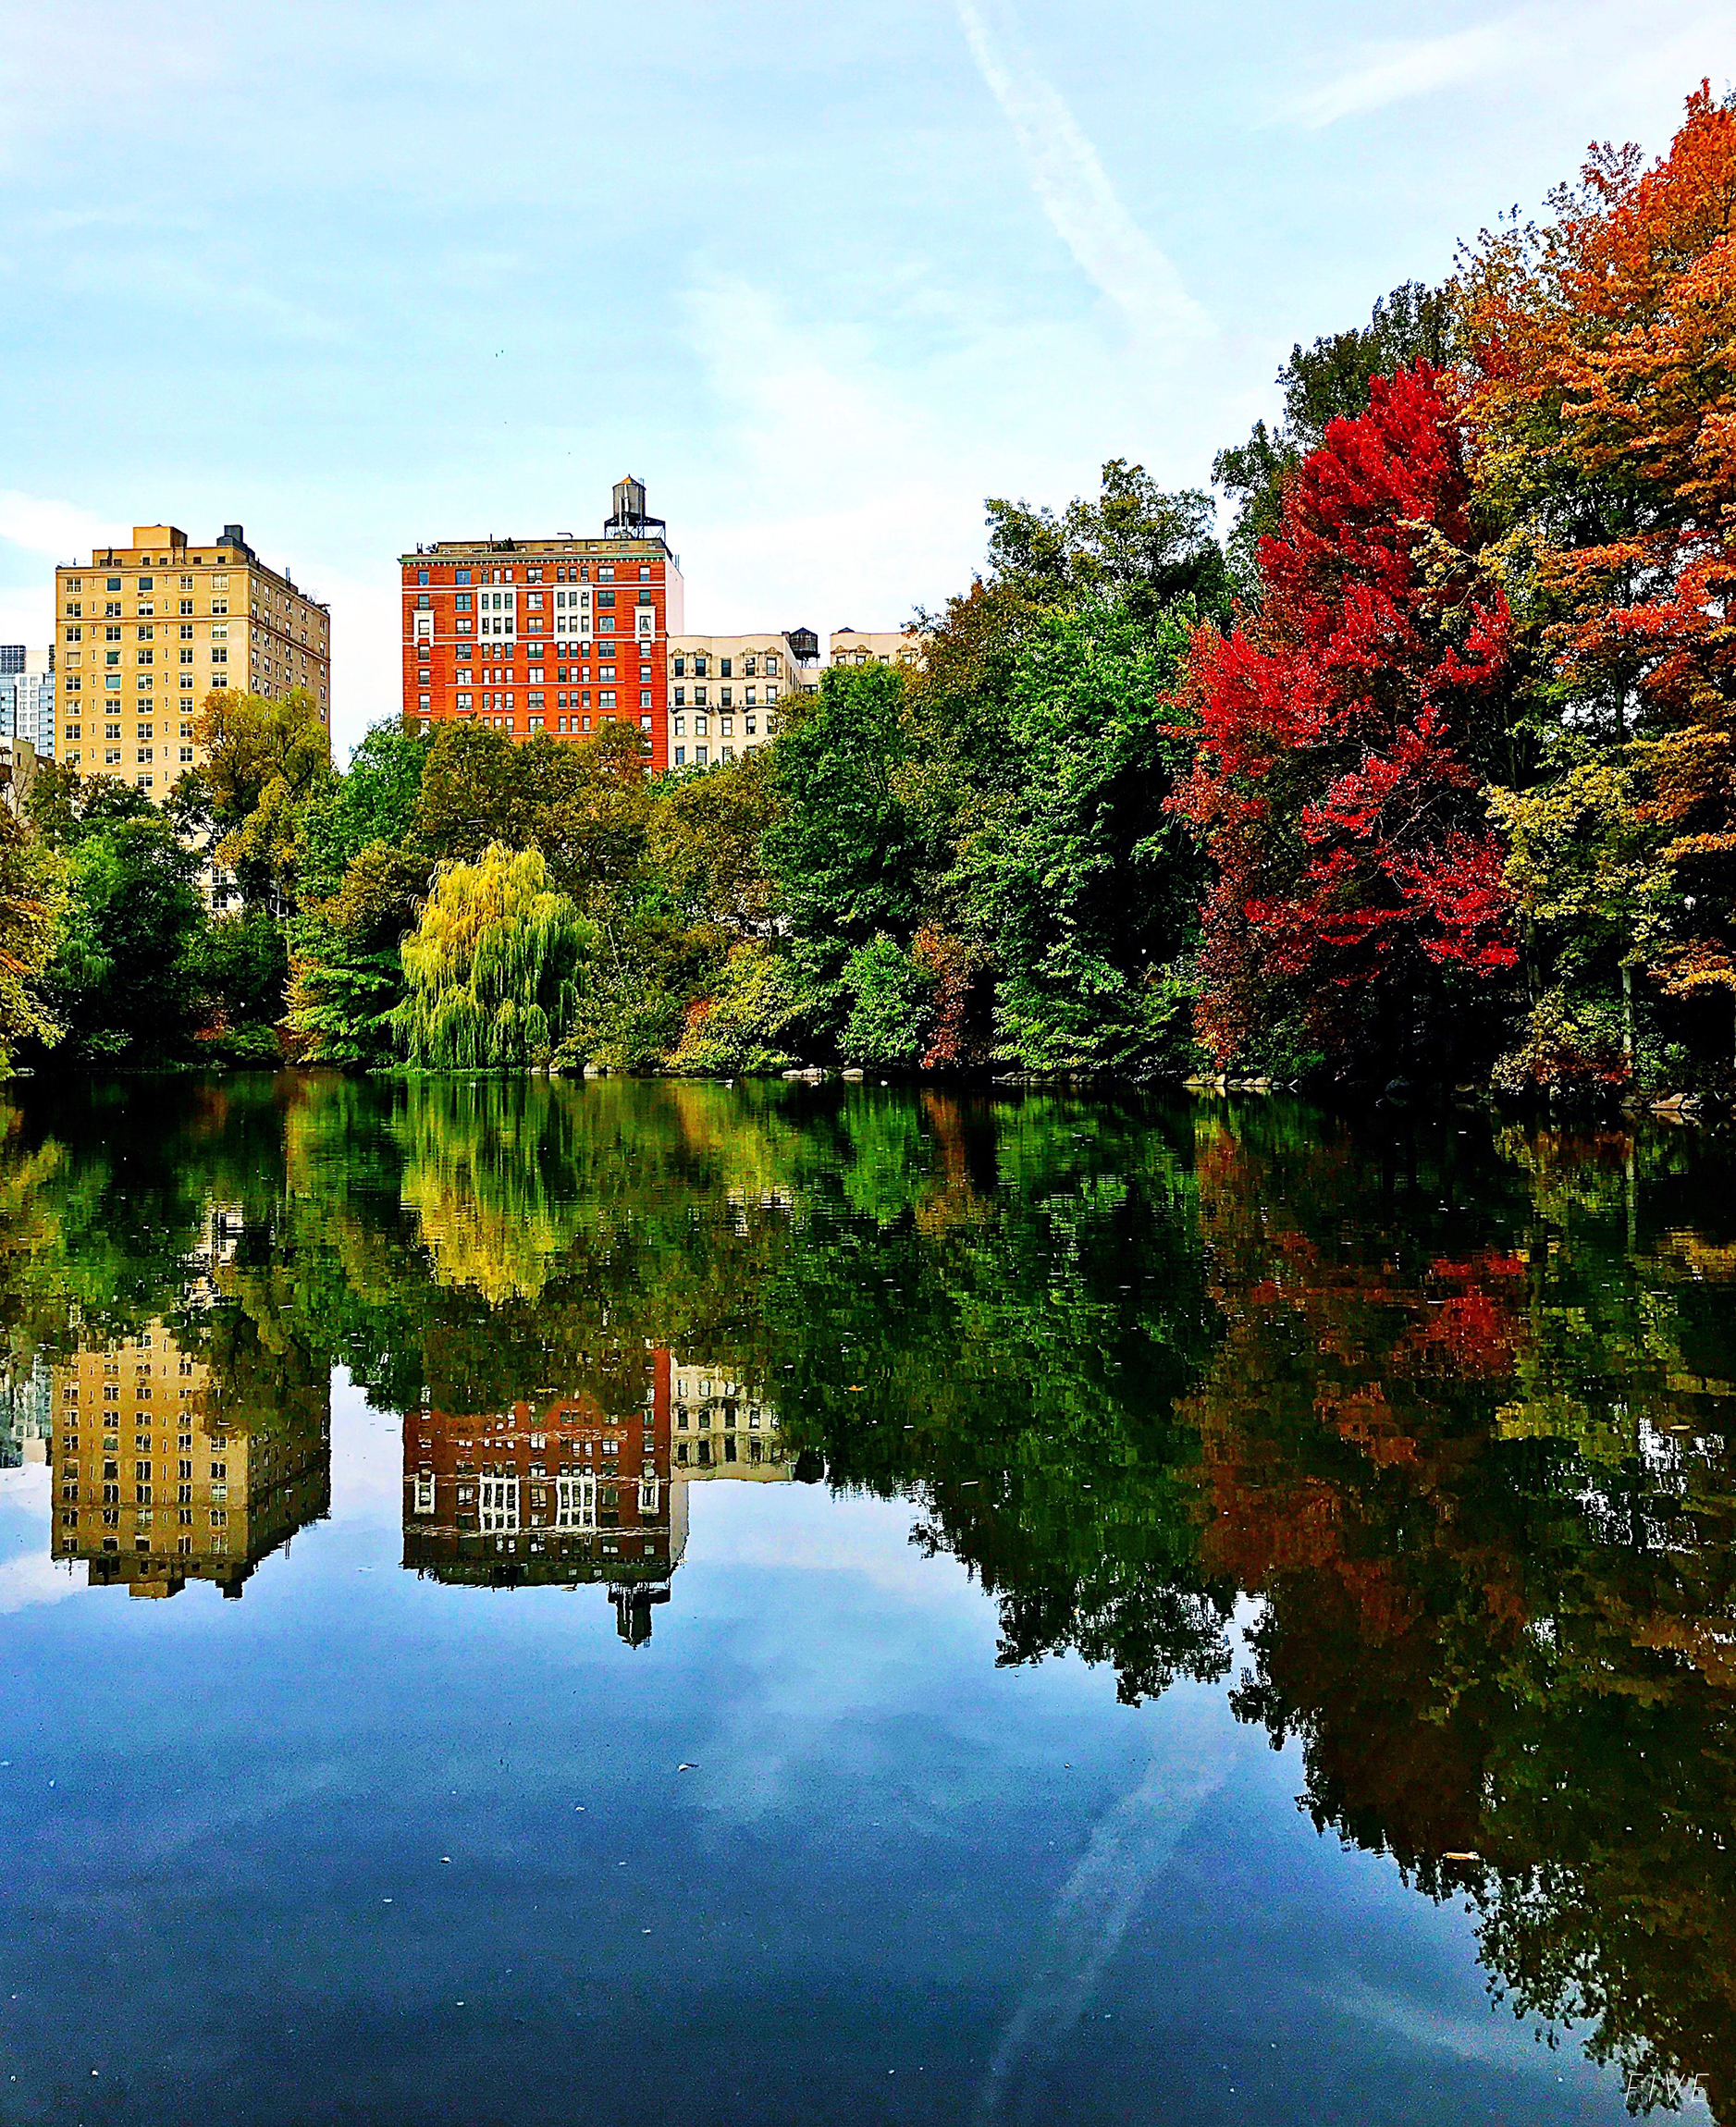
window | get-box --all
[599,565,614,581]
[673,715,684,735]
[417,568,429,585]
[672,655,684,677]
[106,576,121,591]
[696,745,708,766]
[640,690,651,708]
[479,1477,519,1533]
[674,745,686,766]
[455,594,472,611]
[673,687,684,707]
[766,654,780,677]
[720,658,733,679]
[720,687,732,707]
[745,715,757,735]
[695,714,708,737]
[456,568,471,584]
[721,718,733,735]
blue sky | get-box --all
[1,0,1729,758]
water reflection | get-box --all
[49,1311,328,1599]
[0,1073,1732,2118]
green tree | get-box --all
[966,601,1204,1072]
[392,842,596,1069]
[763,662,920,965]
[416,721,652,914]
[982,459,1228,622]
[40,806,206,1061]
[194,687,334,904]
[0,767,66,1069]
[840,936,935,1068]
[296,719,431,902]
[286,721,435,1065]
[646,747,779,933]
[1488,745,1677,1090]
[186,907,291,1063]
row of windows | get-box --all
[671,652,780,678]
[68,621,232,645]
[61,721,194,738]
[672,715,762,739]
[672,745,745,768]
[66,600,231,625]
[64,572,232,595]
[671,684,775,707]
[413,561,652,586]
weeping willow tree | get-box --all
[393,843,595,1070]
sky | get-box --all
[0,0,1730,760]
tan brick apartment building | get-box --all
[55,523,330,796]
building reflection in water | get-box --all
[403,1348,789,1642]
[48,1317,331,1601]
[670,1355,792,1482]
[44,1207,331,1601]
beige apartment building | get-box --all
[55,523,331,797]
[831,627,923,671]
[668,1358,791,1480]
[666,632,819,769]
[50,1307,330,1600]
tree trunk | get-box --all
[1621,960,1635,1074]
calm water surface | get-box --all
[1,1074,1732,2126]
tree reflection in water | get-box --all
[2,1075,1733,2111]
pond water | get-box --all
[0,1075,1732,2126]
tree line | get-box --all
[2,85,1733,1098]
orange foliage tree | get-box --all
[1465,84,1736,1064]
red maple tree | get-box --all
[1173,367,1518,1071]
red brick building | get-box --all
[400,477,685,771]
[401,1348,681,1641]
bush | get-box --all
[841,937,935,1069]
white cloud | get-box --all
[0,490,121,666]
[954,0,1210,350]
[1285,23,1521,129]
[0,488,121,560]
[312,565,404,762]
